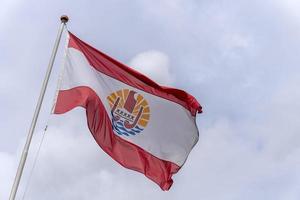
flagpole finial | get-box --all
[60,15,69,24]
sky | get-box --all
[1,0,300,199]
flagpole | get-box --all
[9,15,69,200]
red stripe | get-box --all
[68,32,202,116]
[54,86,180,190]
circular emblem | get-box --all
[107,89,150,136]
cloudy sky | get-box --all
[1,0,300,199]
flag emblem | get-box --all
[107,89,150,136]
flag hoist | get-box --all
[10,15,202,199]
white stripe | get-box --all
[59,48,199,166]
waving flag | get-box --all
[53,32,202,190]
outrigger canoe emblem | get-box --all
[107,89,150,136]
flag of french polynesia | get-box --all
[53,32,202,191]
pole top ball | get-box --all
[60,15,69,23]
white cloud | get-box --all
[129,50,174,86]
[0,0,23,28]
[0,152,15,199]
[276,0,300,18]
[1,0,300,199]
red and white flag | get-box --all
[53,32,202,190]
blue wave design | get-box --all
[134,126,143,131]
[111,113,144,136]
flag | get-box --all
[53,32,202,191]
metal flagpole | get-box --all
[9,15,69,200]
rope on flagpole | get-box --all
[20,123,49,200]
[20,25,70,199]
[9,15,69,200]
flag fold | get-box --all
[53,32,202,190]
